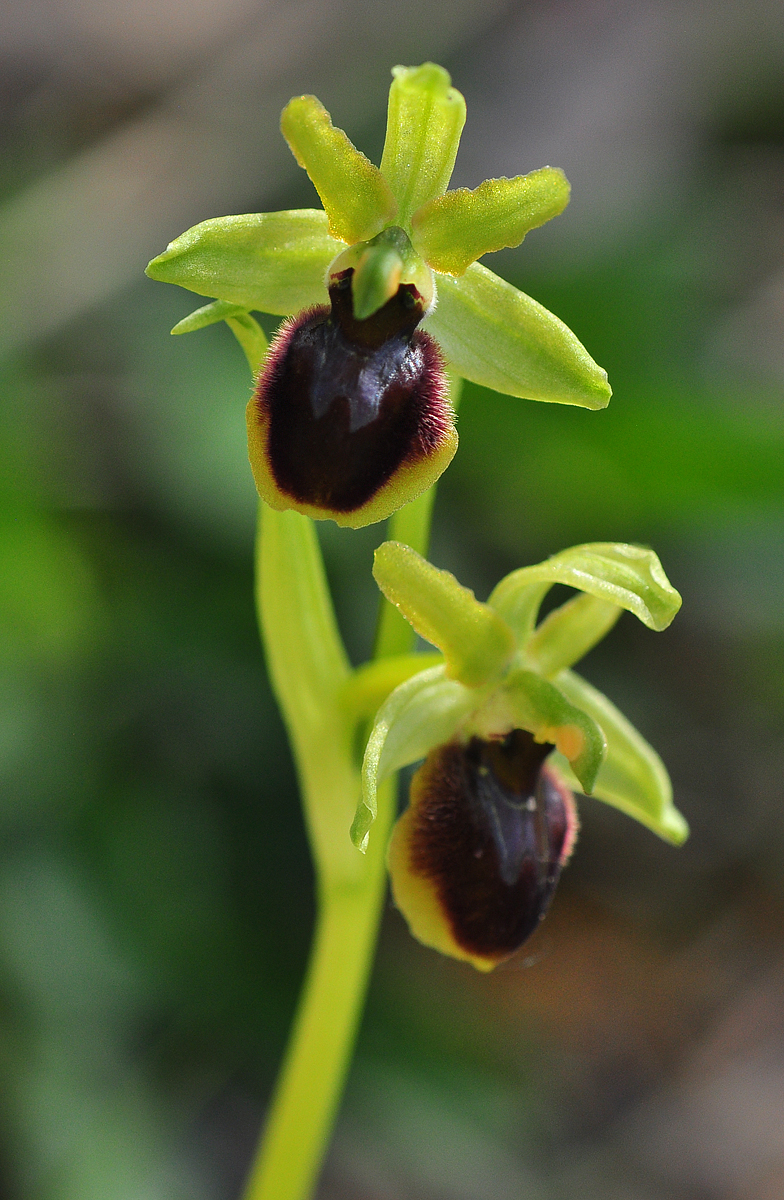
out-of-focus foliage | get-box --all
[2,1,784,1197]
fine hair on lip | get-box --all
[400,731,578,965]
[252,270,450,513]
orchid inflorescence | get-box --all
[146,61,686,971]
[146,59,687,1200]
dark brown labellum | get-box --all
[402,730,577,965]
[251,270,450,515]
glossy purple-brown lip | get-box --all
[251,270,449,514]
[406,730,577,960]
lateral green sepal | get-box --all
[373,541,515,687]
[489,542,683,642]
[554,670,689,845]
[145,210,341,315]
[412,168,570,275]
[281,95,397,243]
[380,64,466,225]
[424,263,612,409]
[354,664,477,850]
[496,669,606,793]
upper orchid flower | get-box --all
[145,63,611,528]
[350,541,687,970]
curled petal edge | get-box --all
[281,95,397,243]
[489,542,683,643]
[373,541,515,685]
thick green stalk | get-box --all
[241,880,389,1199]
[233,314,446,1200]
[245,504,398,1200]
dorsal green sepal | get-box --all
[373,542,515,687]
[489,543,683,643]
[380,64,466,225]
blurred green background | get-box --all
[2,1,784,1197]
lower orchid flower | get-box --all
[146,63,611,528]
[349,541,687,971]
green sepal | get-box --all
[380,64,466,225]
[490,543,682,645]
[281,95,397,244]
[424,263,612,409]
[525,594,622,677]
[497,669,606,793]
[340,651,444,724]
[554,670,689,845]
[412,168,570,275]
[145,210,340,315]
[353,664,477,850]
[373,541,515,687]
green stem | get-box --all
[233,314,457,1200]
[241,783,394,1200]
[244,506,397,1200]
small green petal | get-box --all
[281,95,397,244]
[499,668,606,794]
[170,299,248,334]
[353,664,476,850]
[172,301,269,376]
[526,594,622,677]
[554,670,689,845]
[489,542,682,643]
[424,263,611,408]
[412,169,570,275]
[145,209,341,315]
[373,541,515,688]
[380,64,466,226]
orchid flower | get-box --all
[350,541,686,970]
[146,63,611,528]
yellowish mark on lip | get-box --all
[538,723,585,763]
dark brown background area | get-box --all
[1,1,783,1197]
